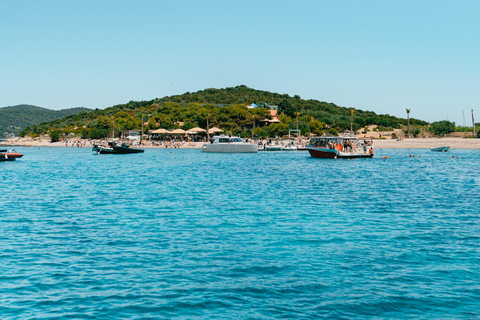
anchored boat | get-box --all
[0,149,23,161]
[263,144,283,151]
[92,142,144,154]
[430,146,450,152]
[202,135,258,153]
[306,137,374,159]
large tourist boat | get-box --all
[0,149,24,161]
[202,135,258,153]
[92,142,144,154]
[306,137,374,159]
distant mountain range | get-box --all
[0,104,91,138]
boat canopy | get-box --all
[309,137,354,147]
[214,136,244,143]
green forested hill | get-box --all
[20,86,428,139]
[0,104,91,137]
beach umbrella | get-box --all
[170,129,186,134]
[187,127,206,133]
[208,127,223,134]
[151,128,169,134]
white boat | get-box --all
[202,135,258,153]
[264,144,283,151]
[282,145,297,151]
[430,146,450,152]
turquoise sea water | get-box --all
[1,147,480,319]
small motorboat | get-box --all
[92,142,144,154]
[0,149,23,161]
[430,146,450,152]
[112,143,145,154]
[282,145,298,151]
[264,144,283,151]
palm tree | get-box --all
[348,108,355,133]
[406,109,411,138]
[472,109,476,137]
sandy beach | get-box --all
[373,137,480,149]
[2,137,480,149]
[0,137,206,149]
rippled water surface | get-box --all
[1,147,480,319]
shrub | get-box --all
[49,130,62,142]
[430,120,455,136]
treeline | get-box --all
[0,104,90,138]
[430,120,480,137]
[21,85,429,139]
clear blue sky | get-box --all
[1,0,479,125]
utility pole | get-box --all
[111,116,115,139]
[406,109,411,138]
[207,115,210,140]
[294,111,300,138]
[141,113,144,143]
[297,114,299,137]
[252,115,256,140]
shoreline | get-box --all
[0,137,206,149]
[373,137,480,149]
[2,137,480,149]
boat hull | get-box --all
[263,145,283,151]
[92,145,144,154]
[0,152,23,161]
[96,148,117,154]
[306,147,373,159]
[202,144,258,153]
[431,146,450,152]
[112,145,145,154]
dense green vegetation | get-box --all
[20,85,432,139]
[430,120,456,136]
[0,104,90,138]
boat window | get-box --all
[231,138,243,142]
[310,138,326,147]
[219,138,229,143]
